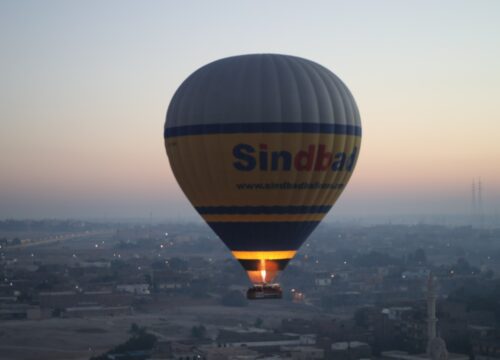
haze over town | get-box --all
[1,1,500,220]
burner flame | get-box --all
[260,259,267,283]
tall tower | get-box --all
[426,273,448,360]
[427,273,437,342]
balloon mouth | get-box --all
[232,251,296,285]
[246,267,278,284]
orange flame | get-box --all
[245,259,280,285]
[260,259,267,283]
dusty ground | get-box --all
[0,298,323,360]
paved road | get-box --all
[1,230,115,251]
[0,344,92,360]
[0,344,88,353]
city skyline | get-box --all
[1,1,500,219]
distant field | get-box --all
[0,298,322,360]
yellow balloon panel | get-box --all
[165,133,361,208]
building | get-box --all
[199,345,259,360]
[116,283,150,295]
[284,346,324,360]
[0,304,41,320]
[381,350,468,360]
[63,305,132,318]
[330,341,371,360]
[216,330,315,349]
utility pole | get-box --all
[478,178,484,228]
[471,179,476,219]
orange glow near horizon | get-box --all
[1,2,500,218]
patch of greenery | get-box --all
[90,325,157,360]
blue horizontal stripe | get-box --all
[196,205,332,215]
[207,221,320,251]
[164,122,361,138]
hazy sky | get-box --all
[1,1,499,220]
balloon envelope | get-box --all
[165,54,361,284]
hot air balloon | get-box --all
[164,54,361,299]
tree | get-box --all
[254,318,263,328]
[91,327,157,360]
[144,274,153,287]
[354,308,368,327]
[129,323,142,335]
[191,325,206,339]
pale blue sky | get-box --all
[1,1,499,219]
